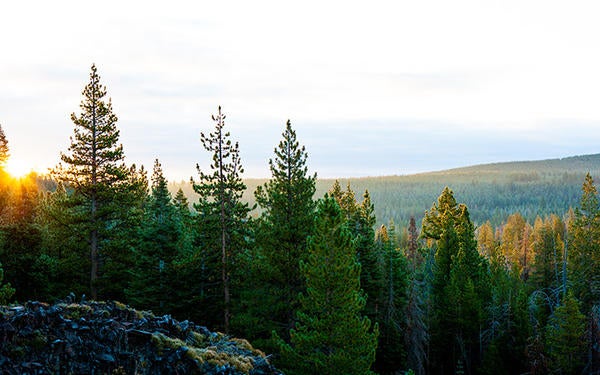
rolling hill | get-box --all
[171,154,600,228]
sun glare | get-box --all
[4,158,34,179]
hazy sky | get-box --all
[2,0,600,179]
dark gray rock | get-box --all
[0,300,283,375]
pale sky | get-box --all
[2,0,600,179]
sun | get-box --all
[4,158,34,179]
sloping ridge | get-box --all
[424,153,600,176]
[0,300,281,375]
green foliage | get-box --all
[51,64,142,300]
[423,187,491,374]
[376,223,409,374]
[277,195,378,375]
[529,215,564,293]
[480,254,530,374]
[127,160,184,315]
[355,191,384,323]
[192,106,250,333]
[403,218,427,375]
[545,292,586,374]
[170,154,600,230]
[236,120,316,348]
[568,173,600,313]
[38,182,88,299]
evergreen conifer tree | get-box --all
[127,159,181,314]
[404,218,428,375]
[375,222,409,374]
[422,187,491,374]
[569,173,600,313]
[529,215,564,293]
[356,191,383,323]
[52,64,140,299]
[479,228,530,375]
[39,182,89,298]
[243,120,316,343]
[499,213,530,279]
[172,188,194,257]
[545,292,586,373]
[277,195,378,375]
[192,106,250,333]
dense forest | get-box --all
[1,65,600,374]
[171,155,600,229]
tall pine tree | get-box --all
[52,64,140,300]
[422,187,491,374]
[241,120,316,343]
[569,173,600,313]
[375,222,409,374]
[127,159,182,314]
[192,106,250,333]
[404,217,428,375]
[277,195,378,374]
[545,292,586,374]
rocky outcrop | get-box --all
[0,299,282,374]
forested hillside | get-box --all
[171,154,600,227]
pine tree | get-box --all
[330,181,358,220]
[569,173,600,313]
[277,195,378,375]
[52,64,139,300]
[243,120,316,343]
[330,183,383,320]
[356,190,383,324]
[375,222,409,374]
[172,188,194,257]
[173,188,190,213]
[480,222,530,375]
[477,221,497,259]
[529,215,564,294]
[545,292,586,374]
[127,159,182,314]
[39,182,89,298]
[499,213,530,278]
[422,187,491,374]
[192,106,250,333]
[404,218,428,375]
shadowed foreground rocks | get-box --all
[0,300,282,374]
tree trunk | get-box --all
[217,107,230,334]
[222,227,229,333]
[90,91,98,300]
[91,226,98,300]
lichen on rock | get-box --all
[0,299,282,374]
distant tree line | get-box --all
[1,65,600,374]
